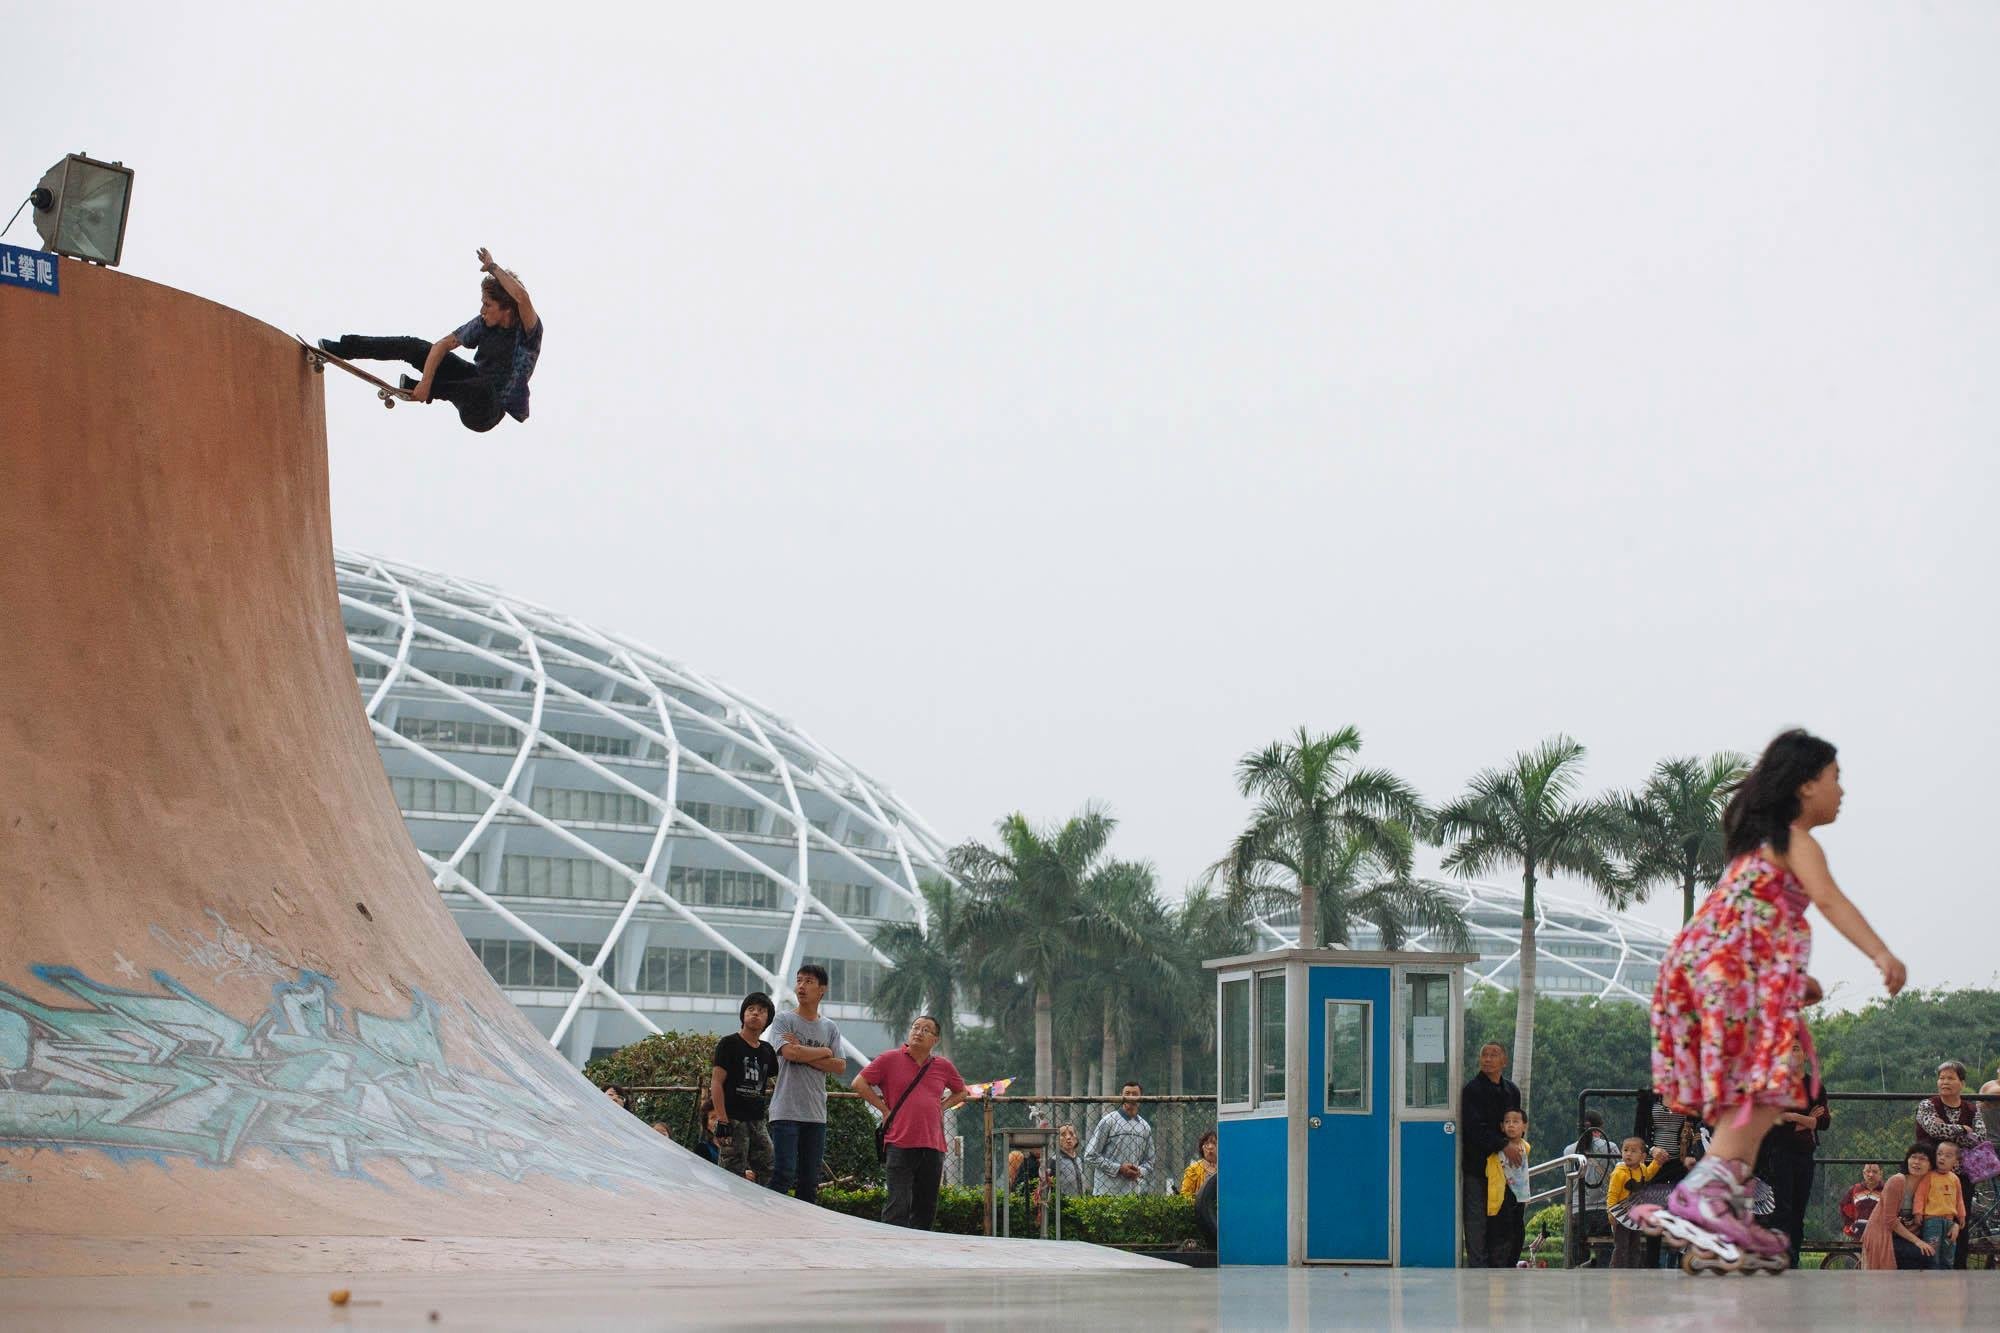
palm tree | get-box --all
[1159,884,1257,1093]
[951,805,1137,1104]
[869,877,968,1047]
[1221,726,1461,951]
[1610,753,1748,924]
[1433,736,1625,1114]
[1076,859,1172,1096]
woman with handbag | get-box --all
[1916,1059,1993,1270]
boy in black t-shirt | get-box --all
[709,991,780,1183]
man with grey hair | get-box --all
[1460,1042,1522,1268]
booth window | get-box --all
[1403,972,1452,1110]
[1220,976,1251,1107]
[1219,970,1287,1111]
[1256,971,1286,1102]
[1324,999,1371,1113]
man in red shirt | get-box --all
[853,1015,969,1230]
[1840,1162,1884,1239]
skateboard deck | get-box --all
[295,334,416,409]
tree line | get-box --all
[871,725,1754,1114]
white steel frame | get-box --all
[334,550,955,1061]
[1250,878,1673,1005]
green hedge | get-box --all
[1058,1192,1201,1247]
[814,1185,1199,1247]
[818,1184,990,1235]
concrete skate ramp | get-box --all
[0,266,1154,1277]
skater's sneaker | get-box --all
[397,375,420,392]
[1666,1157,1787,1261]
[316,337,347,357]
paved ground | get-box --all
[2,1267,1993,1331]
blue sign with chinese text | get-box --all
[0,242,58,295]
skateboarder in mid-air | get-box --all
[318,248,542,432]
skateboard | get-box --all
[295,334,416,410]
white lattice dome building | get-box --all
[337,550,952,1065]
[1254,880,1672,1004]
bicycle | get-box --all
[1518,1216,1561,1269]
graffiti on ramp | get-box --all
[0,959,674,1191]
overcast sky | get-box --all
[19,4,1996,1010]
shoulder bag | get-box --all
[874,1056,935,1163]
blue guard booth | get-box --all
[1205,948,1478,1267]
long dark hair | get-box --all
[1722,729,1838,858]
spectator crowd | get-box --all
[1543,1052,1997,1272]
[601,966,1222,1241]
[1438,1026,2000,1275]
[605,974,1996,1266]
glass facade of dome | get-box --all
[1253,880,1670,1004]
[337,550,952,1065]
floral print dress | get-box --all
[1651,850,1813,1125]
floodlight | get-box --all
[30,153,134,266]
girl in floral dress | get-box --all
[1647,730,1907,1267]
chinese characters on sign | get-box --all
[0,242,60,295]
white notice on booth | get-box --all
[1412,1016,1445,1064]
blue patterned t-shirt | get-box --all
[453,314,544,422]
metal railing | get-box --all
[1521,1152,1586,1208]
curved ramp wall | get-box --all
[0,265,1147,1277]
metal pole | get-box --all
[1567,1089,1587,1270]
[982,1095,996,1237]
[999,1131,1013,1237]
[1051,1149,1062,1241]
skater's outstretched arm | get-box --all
[1785,830,1906,995]
[478,248,537,332]
[410,333,460,404]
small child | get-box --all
[1916,1140,1965,1269]
[1607,1137,1669,1268]
[1484,1109,1531,1267]
[1647,731,1905,1265]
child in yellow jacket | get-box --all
[1606,1136,1668,1267]
[1483,1110,1531,1267]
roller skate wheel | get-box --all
[1682,1249,1742,1276]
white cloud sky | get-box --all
[16,2,1996,1009]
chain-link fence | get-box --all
[1565,1088,2000,1268]
[623,1085,1219,1236]
[972,1094,1218,1237]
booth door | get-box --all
[1396,966,1461,1268]
[1305,965,1392,1262]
